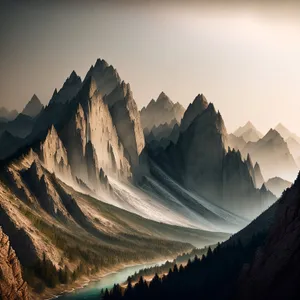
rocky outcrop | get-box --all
[0,227,29,300]
[22,94,43,118]
[140,92,185,131]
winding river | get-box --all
[55,260,166,300]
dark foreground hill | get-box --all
[104,172,300,300]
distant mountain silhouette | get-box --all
[233,121,263,142]
[0,107,18,122]
[140,91,185,131]
[22,94,43,117]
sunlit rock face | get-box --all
[140,91,185,131]
[34,58,145,189]
[106,81,145,169]
[0,227,29,300]
[43,77,132,189]
[40,125,71,179]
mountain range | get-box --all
[233,121,263,142]
[0,58,289,299]
[229,122,300,182]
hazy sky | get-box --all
[1,0,300,134]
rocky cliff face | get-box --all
[0,131,23,159]
[0,227,29,300]
[41,77,133,189]
[105,81,145,169]
[254,162,264,188]
[140,92,185,131]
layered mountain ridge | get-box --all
[140,92,185,132]
[0,57,282,298]
[147,96,274,219]
[0,107,18,122]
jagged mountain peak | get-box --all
[26,159,44,180]
[52,88,58,98]
[140,92,184,131]
[233,121,262,142]
[63,70,82,87]
[206,102,217,114]
[50,70,83,105]
[262,128,283,142]
[193,93,208,107]
[22,94,43,117]
[156,91,173,106]
[180,93,209,132]
[84,58,121,97]
[94,58,109,70]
